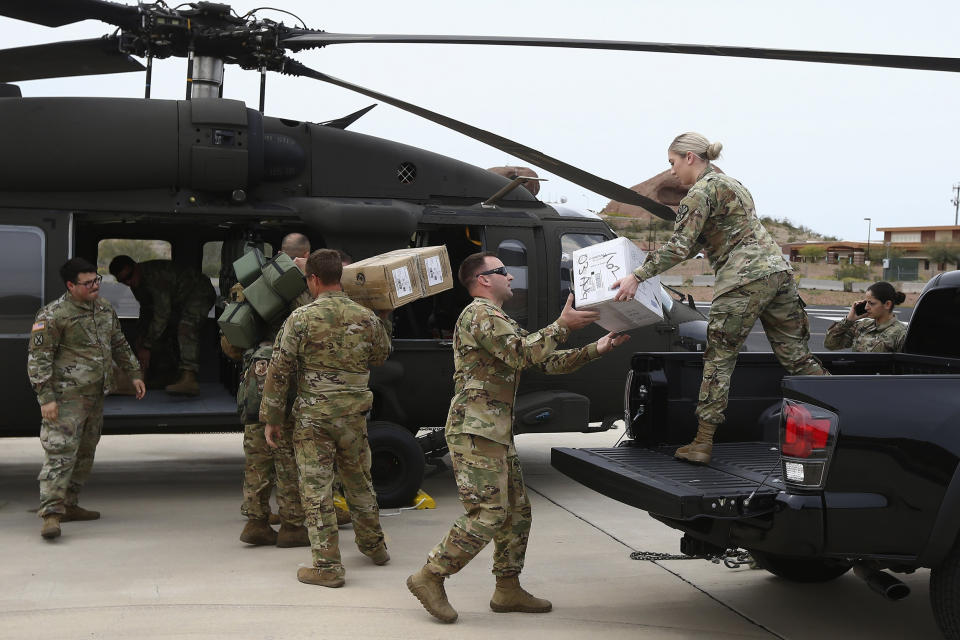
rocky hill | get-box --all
[600,168,835,248]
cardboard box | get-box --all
[381,245,454,297]
[217,301,264,350]
[341,252,422,310]
[571,237,663,333]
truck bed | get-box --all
[551,442,783,521]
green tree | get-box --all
[926,243,960,271]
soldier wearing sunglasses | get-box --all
[408,251,630,623]
[27,257,145,541]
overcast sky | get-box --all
[3,0,959,242]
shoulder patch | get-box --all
[254,359,269,377]
[32,321,45,332]
[33,334,43,346]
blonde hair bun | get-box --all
[669,132,723,161]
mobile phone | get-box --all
[854,301,867,315]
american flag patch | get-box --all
[32,321,45,332]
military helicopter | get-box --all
[1,0,957,506]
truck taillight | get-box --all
[780,400,837,490]
[782,402,830,457]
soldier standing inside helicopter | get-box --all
[109,254,216,396]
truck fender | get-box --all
[919,462,960,567]
[369,360,407,425]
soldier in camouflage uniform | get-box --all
[236,234,317,547]
[262,249,392,588]
[28,257,146,540]
[235,237,352,546]
[613,132,828,465]
[109,255,216,396]
[407,252,629,624]
[825,281,907,352]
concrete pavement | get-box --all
[0,430,942,639]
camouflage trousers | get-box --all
[241,421,304,526]
[37,387,104,517]
[292,412,384,577]
[176,293,215,372]
[699,271,829,426]
[426,433,531,578]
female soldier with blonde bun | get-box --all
[612,132,829,465]
[825,281,907,352]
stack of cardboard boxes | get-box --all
[341,245,453,310]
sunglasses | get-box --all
[476,266,508,278]
[75,275,103,289]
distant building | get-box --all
[781,225,960,268]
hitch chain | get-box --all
[630,548,757,569]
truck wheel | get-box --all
[368,421,425,509]
[930,543,960,639]
[750,550,851,583]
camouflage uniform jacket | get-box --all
[28,293,142,405]
[824,316,907,353]
[445,297,601,446]
[259,291,392,424]
[131,260,216,348]
[237,290,315,424]
[634,166,792,298]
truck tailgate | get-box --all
[551,442,783,520]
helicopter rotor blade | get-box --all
[0,0,140,29]
[283,32,960,74]
[0,38,145,82]
[282,59,676,220]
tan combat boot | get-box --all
[240,518,277,545]
[407,565,458,623]
[268,513,281,526]
[297,567,345,588]
[40,515,61,540]
[165,370,199,396]
[674,421,718,465]
[61,505,100,522]
[367,545,390,566]
[490,575,552,613]
[276,523,310,548]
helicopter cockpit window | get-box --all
[0,225,44,336]
[97,239,172,318]
[560,233,608,310]
[497,239,529,329]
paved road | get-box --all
[692,303,913,352]
[0,432,941,639]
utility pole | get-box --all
[863,217,871,262]
[952,183,960,226]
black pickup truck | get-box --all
[552,270,960,639]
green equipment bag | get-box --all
[244,277,286,323]
[262,253,307,302]
[232,247,266,288]
[217,301,264,350]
